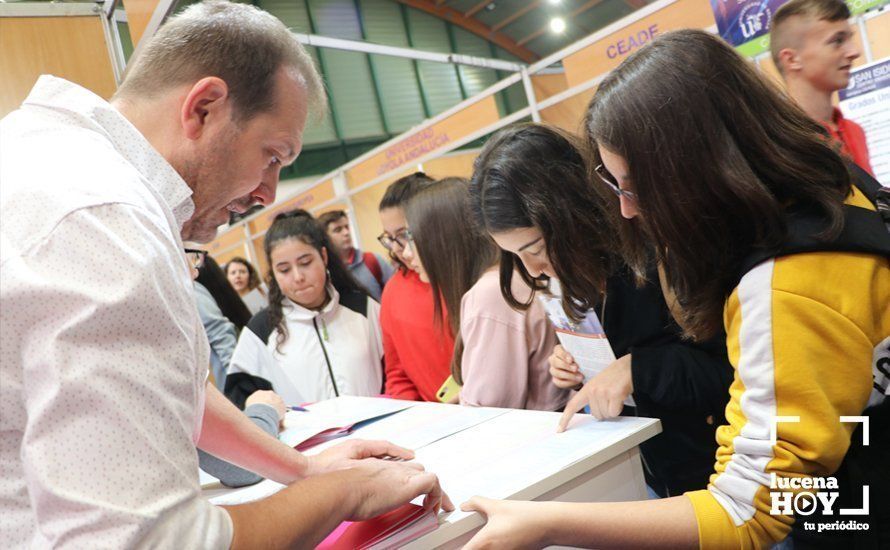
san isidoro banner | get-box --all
[709,0,887,58]
[839,58,890,184]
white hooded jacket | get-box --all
[226,285,383,407]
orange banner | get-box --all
[206,224,246,256]
[248,179,336,236]
[346,96,500,189]
[563,0,716,88]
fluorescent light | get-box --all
[548,0,562,4]
[550,17,566,33]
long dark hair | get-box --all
[264,209,369,351]
[585,29,850,340]
[405,178,498,384]
[378,172,435,272]
[197,255,253,330]
[224,256,262,292]
[470,122,619,321]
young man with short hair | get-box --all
[319,210,394,301]
[770,0,873,173]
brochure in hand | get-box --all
[538,287,634,407]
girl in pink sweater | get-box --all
[404,177,567,411]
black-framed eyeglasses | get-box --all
[595,164,637,201]
[184,248,208,270]
[377,229,413,251]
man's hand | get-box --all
[549,345,584,389]
[346,459,454,520]
[305,439,415,476]
[557,354,633,432]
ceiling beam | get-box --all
[464,0,490,18]
[491,1,541,32]
[293,32,524,71]
[516,0,605,47]
[395,0,540,62]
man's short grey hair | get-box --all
[115,0,326,120]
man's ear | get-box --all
[778,48,802,75]
[180,77,230,140]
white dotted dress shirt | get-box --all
[0,77,233,548]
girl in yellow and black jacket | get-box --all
[455,29,889,550]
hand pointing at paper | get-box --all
[557,354,633,432]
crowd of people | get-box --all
[1,0,887,547]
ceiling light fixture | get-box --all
[548,0,562,4]
[550,17,566,34]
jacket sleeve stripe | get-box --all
[710,259,778,526]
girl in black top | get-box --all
[469,122,733,497]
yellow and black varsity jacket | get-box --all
[686,185,890,549]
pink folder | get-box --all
[316,503,438,550]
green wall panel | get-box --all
[360,0,426,133]
[406,10,463,115]
[259,0,339,146]
[308,0,385,140]
[452,28,498,98]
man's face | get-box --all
[796,17,860,92]
[326,217,353,255]
[181,68,309,242]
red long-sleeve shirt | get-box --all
[380,270,454,401]
[825,107,873,175]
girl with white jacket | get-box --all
[225,210,383,408]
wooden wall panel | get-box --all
[540,88,596,135]
[865,12,890,60]
[121,0,160,46]
[0,16,116,118]
[350,168,417,259]
[423,151,478,180]
[212,245,252,270]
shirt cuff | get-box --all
[244,404,280,436]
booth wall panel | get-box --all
[423,151,479,180]
[121,0,157,46]
[563,0,715,88]
[206,225,247,257]
[866,12,890,60]
[345,95,500,188]
[0,16,116,118]
[350,168,417,259]
[212,245,252,269]
[541,89,596,135]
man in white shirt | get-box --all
[0,1,448,548]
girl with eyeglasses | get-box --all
[224,209,384,408]
[460,30,889,550]
[405,177,567,411]
[376,172,456,402]
[469,122,732,501]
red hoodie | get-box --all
[380,269,454,401]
